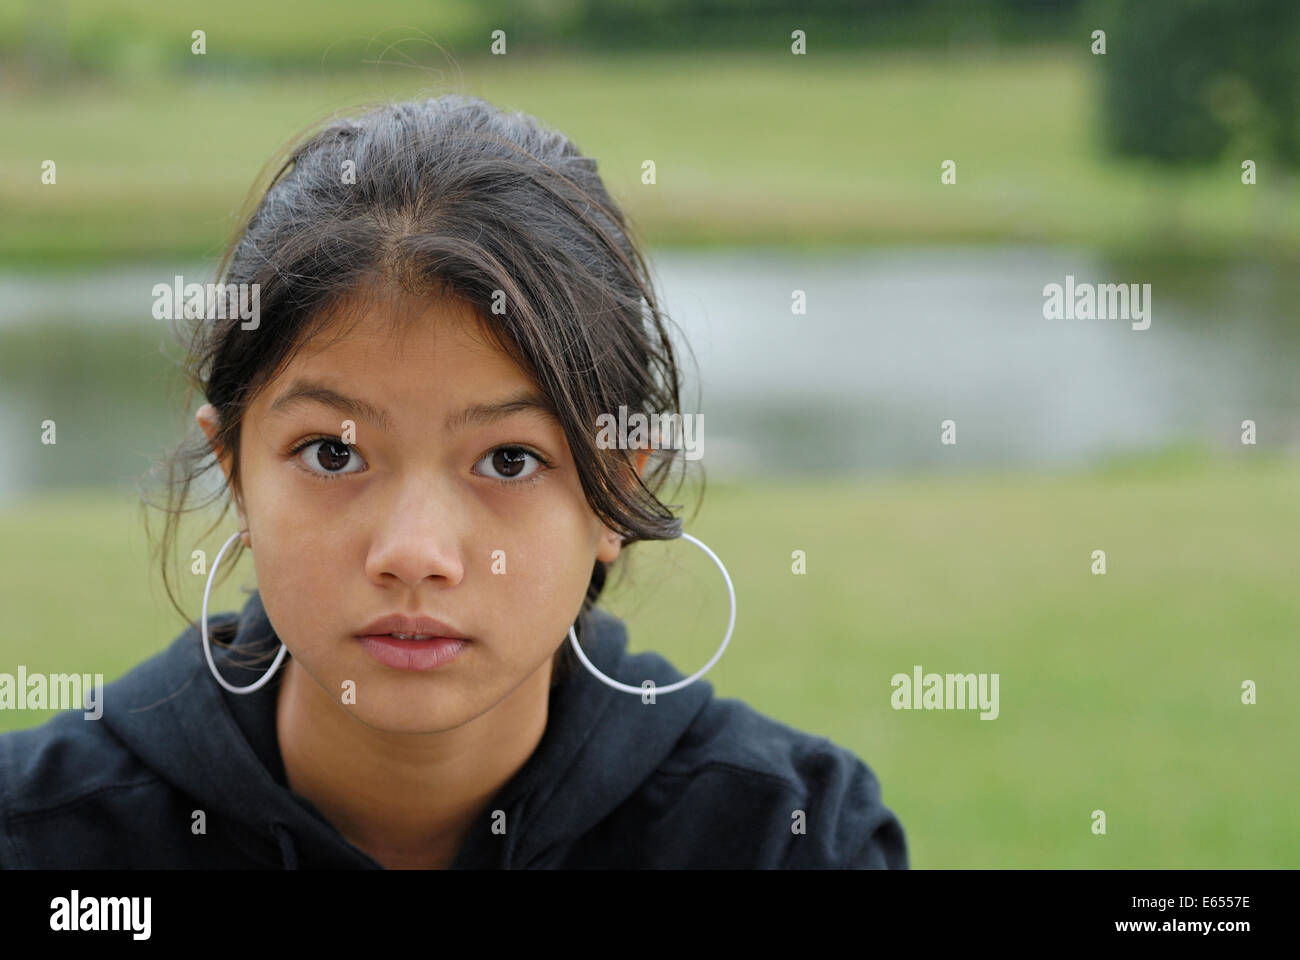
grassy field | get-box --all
[3,47,1298,264]
[1,451,1296,867]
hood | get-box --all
[100,589,715,868]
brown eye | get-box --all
[475,446,543,482]
[493,448,526,477]
[295,438,365,477]
[317,440,351,471]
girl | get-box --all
[0,95,907,869]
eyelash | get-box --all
[286,435,552,490]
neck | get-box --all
[274,655,551,869]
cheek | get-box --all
[487,491,602,625]
[251,496,334,581]
[248,537,336,661]
[243,472,341,639]
[245,453,352,563]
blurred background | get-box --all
[1,0,1297,867]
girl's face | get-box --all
[197,288,625,733]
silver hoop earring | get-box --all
[202,530,288,695]
[567,532,736,695]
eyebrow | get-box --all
[266,378,558,433]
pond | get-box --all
[1,245,1296,502]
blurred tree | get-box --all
[1095,0,1299,166]
[481,0,1087,51]
[1091,0,1300,251]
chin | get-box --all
[348,702,481,735]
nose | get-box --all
[363,475,467,589]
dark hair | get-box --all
[141,94,702,688]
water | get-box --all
[1,246,1297,501]
[653,246,1300,473]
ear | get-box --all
[594,448,651,564]
[196,403,249,546]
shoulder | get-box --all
[0,618,222,869]
[581,695,908,869]
[0,710,164,868]
[673,696,908,868]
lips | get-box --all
[356,613,471,642]
[359,634,468,671]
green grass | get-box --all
[1,453,1296,867]
[3,47,1298,263]
[0,0,487,72]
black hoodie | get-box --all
[0,590,907,869]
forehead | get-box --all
[249,285,545,422]
[301,283,506,362]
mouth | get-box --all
[354,613,473,671]
[356,613,472,641]
[358,633,470,671]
